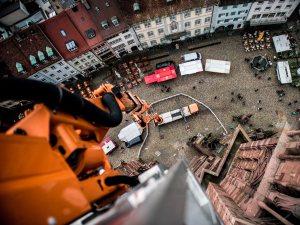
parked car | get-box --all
[181,52,201,63]
[125,136,143,148]
[156,61,175,70]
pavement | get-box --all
[88,23,300,169]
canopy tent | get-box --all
[276,61,292,84]
[205,59,231,74]
[179,60,203,76]
[144,66,177,84]
[272,35,291,53]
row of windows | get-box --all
[221,3,248,10]
[252,12,286,19]
[218,17,245,23]
[108,38,122,46]
[219,11,248,17]
[254,4,292,11]
[134,8,212,30]
[256,0,295,5]
[141,28,210,47]
[137,18,211,39]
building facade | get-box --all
[0,0,30,26]
[115,0,217,48]
[35,0,54,14]
[210,3,252,32]
[246,0,300,26]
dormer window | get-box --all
[85,28,96,39]
[21,33,27,40]
[38,51,48,63]
[111,16,119,26]
[16,62,27,74]
[30,55,40,67]
[105,2,110,7]
[65,40,78,52]
[46,47,57,59]
[101,20,110,30]
[95,7,100,12]
[60,30,67,37]
[167,0,174,5]
[133,3,140,14]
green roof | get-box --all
[16,62,23,72]
[30,55,38,65]
[38,51,46,61]
[2,32,8,39]
[46,47,54,57]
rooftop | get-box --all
[38,12,90,61]
[86,0,128,39]
[114,0,220,26]
[65,3,105,49]
[0,0,21,19]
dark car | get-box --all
[125,136,143,148]
[156,61,175,70]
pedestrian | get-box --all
[293,112,296,115]
[163,85,167,88]
[125,119,128,122]
[258,76,262,79]
[243,101,245,106]
[193,86,196,89]
[214,96,217,99]
[254,73,258,77]
[231,98,234,102]
[295,100,299,103]
[232,116,236,121]
[267,77,271,80]
[245,58,250,62]
[250,123,253,126]
[166,87,170,92]
[255,89,258,92]
[258,100,261,103]
[258,107,262,110]
[288,102,291,106]
[230,126,234,129]
[161,89,164,92]
[279,99,282,102]
[231,92,234,95]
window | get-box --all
[95,7,100,12]
[144,22,151,28]
[74,62,80,65]
[252,14,261,19]
[65,66,69,70]
[195,8,202,15]
[206,7,212,13]
[56,77,61,81]
[160,38,166,43]
[147,31,154,37]
[234,18,238,21]
[63,74,69,77]
[219,13,226,17]
[43,70,48,73]
[243,3,248,7]
[205,17,211,23]
[222,6,228,10]
[195,19,201,26]
[285,5,292,9]
[34,74,40,78]
[127,39,135,45]
[150,40,157,46]
[170,15,176,21]
[101,20,109,30]
[255,8,261,12]
[48,6,53,10]
[81,59,87,62]
[184,12,191,18]
[265,7,271,10]
[70,70,75,74]
[60,30,66,37]
[50,74,55,77]
[156,19,162,25]
[58,62,63,66]
[231,12,236,15]
[57,70,62,73]
[185,22,191,28]
[195,29,201,35]
[41,78,46,82]
[289,0,295,2]
[218,20,225,23]
[268,0,274,3]
[186,31,191,37]
[269,13,276,17]
[85,62,91,66]
[257,1,263,5]
[233,5,238,8]
[158,28,164,35]
[42,0,48,3]
[225,19,229,22]
[276,12,286,17]
[81,17,84,21]
[141,42,148,48]
[65,40,78,52]
[204,27,209,33]
[84,52,89,55]
[238,17,243,20]
[50,66,56,70]
[111,16,119,26]
[138,34,145,40]
[275,6,281,9]
[105,2,110,7]
[108,38,122,45]
[79,66,85,69]
[87,55,93,59]
[91,59,97,63]
[134,25,141,30]
[124,34,132,39]
[85,29,95,39]
[279,0,285,2]
[170,21,178,32]
[239,10,246,14]
[262,14,269,18]
[228,18,234,22]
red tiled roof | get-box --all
[38,12,90,61]
[86,0,128,39]
[115,0,220,26]
[65,3,105,49]
[0,24,61,78]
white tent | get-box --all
[272,35,291,53]
[179,60,203,76]
[276,61,292,84]
[205,59,231,74]
[118,122,143,142]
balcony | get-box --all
[250,16,287,26]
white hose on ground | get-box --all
[137,93,227,158]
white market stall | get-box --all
[205,59,231,74]
[179,60,203,76]
[272,35,291,53]
[276,61,292,84]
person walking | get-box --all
[267,77,271,80]
[243,101,245,106]
[231,92,234,95]
[295,100,299,103]
[288,102,292,106]
[258,76,262,79]
[279,99,282,102]
[255,89,258,92]
[258,100,261,103]
[231,98,234,102]
[193,86,196,89]
[258,108,262,110]
[166,87,170,92]
[214,96,217,99]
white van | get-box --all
[181,52,202,63]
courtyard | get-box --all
[89,26,300,170]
